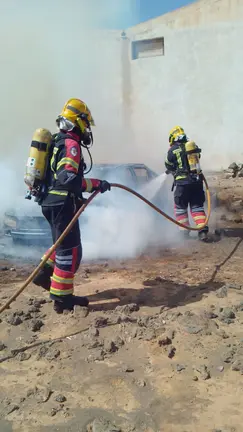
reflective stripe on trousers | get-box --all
[50,245,82,296]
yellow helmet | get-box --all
[57,98,95,133]
[169,125,185,145]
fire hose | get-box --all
[0,175,210,314]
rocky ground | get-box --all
[0,172,243,432]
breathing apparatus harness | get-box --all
[79,113,93,175]
[168,136,202,191]
[24,115,94,205]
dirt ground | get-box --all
[0,173,243,432]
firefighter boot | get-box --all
[50,294,89,314]
[33,265,54,291]
[198,228,209,242]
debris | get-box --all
[168,346,176,359]
[112,336,124,348]
[158,336,172,347]
[26,386,52,403]
[5,404,19,415]
[231,359,243,373]
[217,329,229,339]
[221,348,236,363]
[17,352,31,361]
[111,314,131,325]
[26,387,36,397]
[183,324,203,334]
[232,214,242,223]
[27,298,35,305]
[143,276,164,286]
[87,349,105,362]
[73,305,89,318]
[204,311,218,319]
[55,394,67,403]
[122,365,134,373]
[216,365,224,372]
[85,337,101,349]
[159,306,170,313]
[143,328,156,341]
[36,345,49,360]
[167,329,176,340]
[176,364,186,372]
[178,312,214,335]
[221,308,236,319]
[0,342,7,351]
[0,266,9,271]
[194,365,211,380]
[45,348,61,361]
[93,317,108,328]
[103,340,118,353]
[36,388,52,403]
[228,162,238,171]
[28,305,40,313]
[219,308,236,324]
[216,286,228,298]
[130,327,139,339]
[137,316,150,327]
[235,301,243,312]
[88,327,99,337]
[50,408,58,417]
[115,303,139,314]
[133,378,146,387]
[6,313,22,326]
[22,312,32,321]
[226,283,242,291]
[30,319,44,332]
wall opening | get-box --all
[131,37,164,60]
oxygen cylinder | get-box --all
[24,128,52,191]
[185,140,201,174]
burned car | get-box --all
[3,163,159,246]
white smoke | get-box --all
[0,0,197,261]
[81,171,178,261]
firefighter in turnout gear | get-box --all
[165,126,208,241]
[33,98,111,313]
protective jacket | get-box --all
[42,130,100,206]
[165,141,202,185]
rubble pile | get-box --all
[224,162,243,178]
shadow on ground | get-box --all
[89,235,243,311]
[88,279,223,311]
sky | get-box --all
[113,0,198,28]
[137,0,197,23]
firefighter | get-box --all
[33,98,111,313]
[165,126,208,241]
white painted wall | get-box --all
[121,0,243,171]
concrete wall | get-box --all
[121,0,243,171]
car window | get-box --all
[133,167,149,183]
[125,168,133,179]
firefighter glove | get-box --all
[99,180,111,193]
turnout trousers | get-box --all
[33,196,82,298]
[174,182,208,233]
